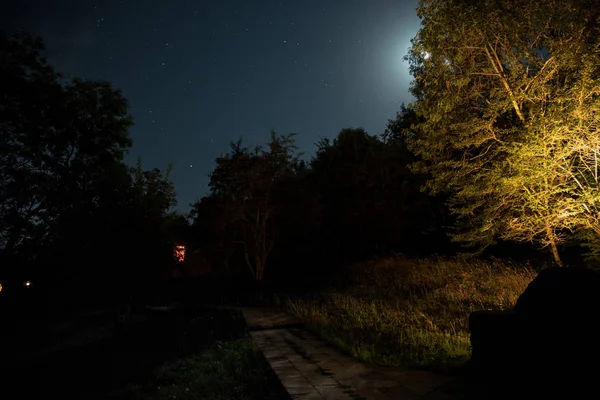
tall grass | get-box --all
[283,256,538,372]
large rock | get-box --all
[470,266,600,394]
[468,309,522,374]
[518,267,600,371]
[515,266,600,322]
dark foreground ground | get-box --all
[3,273,594,400]
[0,304,289,400]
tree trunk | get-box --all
[546,223,563,266]
[549,238,563,267]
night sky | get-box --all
[1,0,420,212]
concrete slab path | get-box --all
[230,307,467,400]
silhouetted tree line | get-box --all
[186,109,458,286]
[0,31,183,311]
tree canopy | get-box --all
[407,0,600,265]
[0,31,180,300]
[190,120,450,283]
[203,132,302,281]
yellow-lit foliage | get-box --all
[407,0,600,265]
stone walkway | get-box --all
[231,307,467,400]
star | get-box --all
[21,0,422,214]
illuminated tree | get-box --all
[407,0,600,265]
[500,91,600,265]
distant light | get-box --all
[0,283,3,292]
[24,280,31,288]
[174,245,186,262]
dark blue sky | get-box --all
[2,0,420,212]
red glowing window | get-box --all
[174,245,186,262]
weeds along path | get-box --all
[230,307,465,400]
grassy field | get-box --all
[282,256,538,373]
